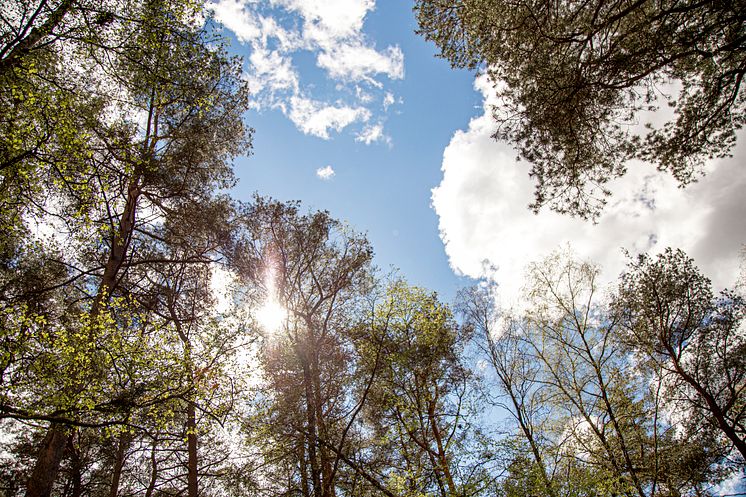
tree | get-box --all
[415,0,745,219]
[460,252,727,497]
[237,199,376,497]
[361,281,502,497]
[615,248,746,462]
[457,285,557,497]
[0,0,251,493]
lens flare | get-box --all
[256,268,287,334]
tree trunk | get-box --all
[26,173,142,497]
[67,431,83,497]
[92,176,141,316]
[187,401,198,497]
[109,431,131,497]
[0,0,75,77]
[309,339,335,497]
[145,439,158,497]
[299,440,310,497]
[26,424,68,497]
[25,179,141,495]
[301,354,322,497]
[427,397,456,497]
[669,347,746,459]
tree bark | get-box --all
[92,176,141,316]
[25,175,141,497]
[145,439,158,497]
[309,337,335,497]
[299,440,310,497]
[25,172,142,497]
[26,424,68,497]
[427,396,456,497]
[668,346,746,459]
[187,401,198,497]
[301,353,322,497]
[109,431,131,497]
[0,0,75,77]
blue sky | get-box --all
[212,0,483,301]
[209,0,746,308]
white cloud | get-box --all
[288,96,370,139]
[208,0,262,43]
[355,123,390,146]
[355,85,374,103]
[432,75,746,311]
[382,91,395,111]
[317,43,404,82]
[272,0,374,42]
[246,47,299,95]
[316,165,335,180]
[208,0,402,140]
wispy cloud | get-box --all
[382,91,396,111]
[208,0,401,141]
[355,123,390,146]
[316,165,335,180]
[316,43,404,83]
[289,96,370,139]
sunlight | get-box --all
[256,297,286,334]
[256,268,287,334]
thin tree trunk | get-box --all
[668,347,746,459]
[301,354,322,497]
[25,67,156,497]
[170,295,199,497]
[145,439,158,497]
[67,431,84,497]
[25,175,142,497]
[109,431,131,497]
[92,176,142,316]
[26,424,68,497]
[187,401,198,497]
[299,440,310,497]
[427,397,456,497]
[309,339,334,497]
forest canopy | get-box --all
[415,0,745,219]
[1,0,745,496]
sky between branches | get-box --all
[209,0,746,308]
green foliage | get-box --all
[360,281,485,497]
[462,249,740,497]
[415,0,745,219]
[0,0,252,494]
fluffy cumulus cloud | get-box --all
[273,0,373,42]
[316,165,335,180]
[208,0,402,141]
[432,76,746,311]
[246,47,299,96]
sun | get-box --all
[256,297,286,334]
[256,266,287,334]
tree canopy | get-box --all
[1,1,744,496]
[415,0,745,218]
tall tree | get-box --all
[461,251,727,497]
[237,199,375,497]
[415,0,745,219]
[0,0,252,493]
[362,281,482,497]
[615,248,746,462]
[458,285,557,497]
